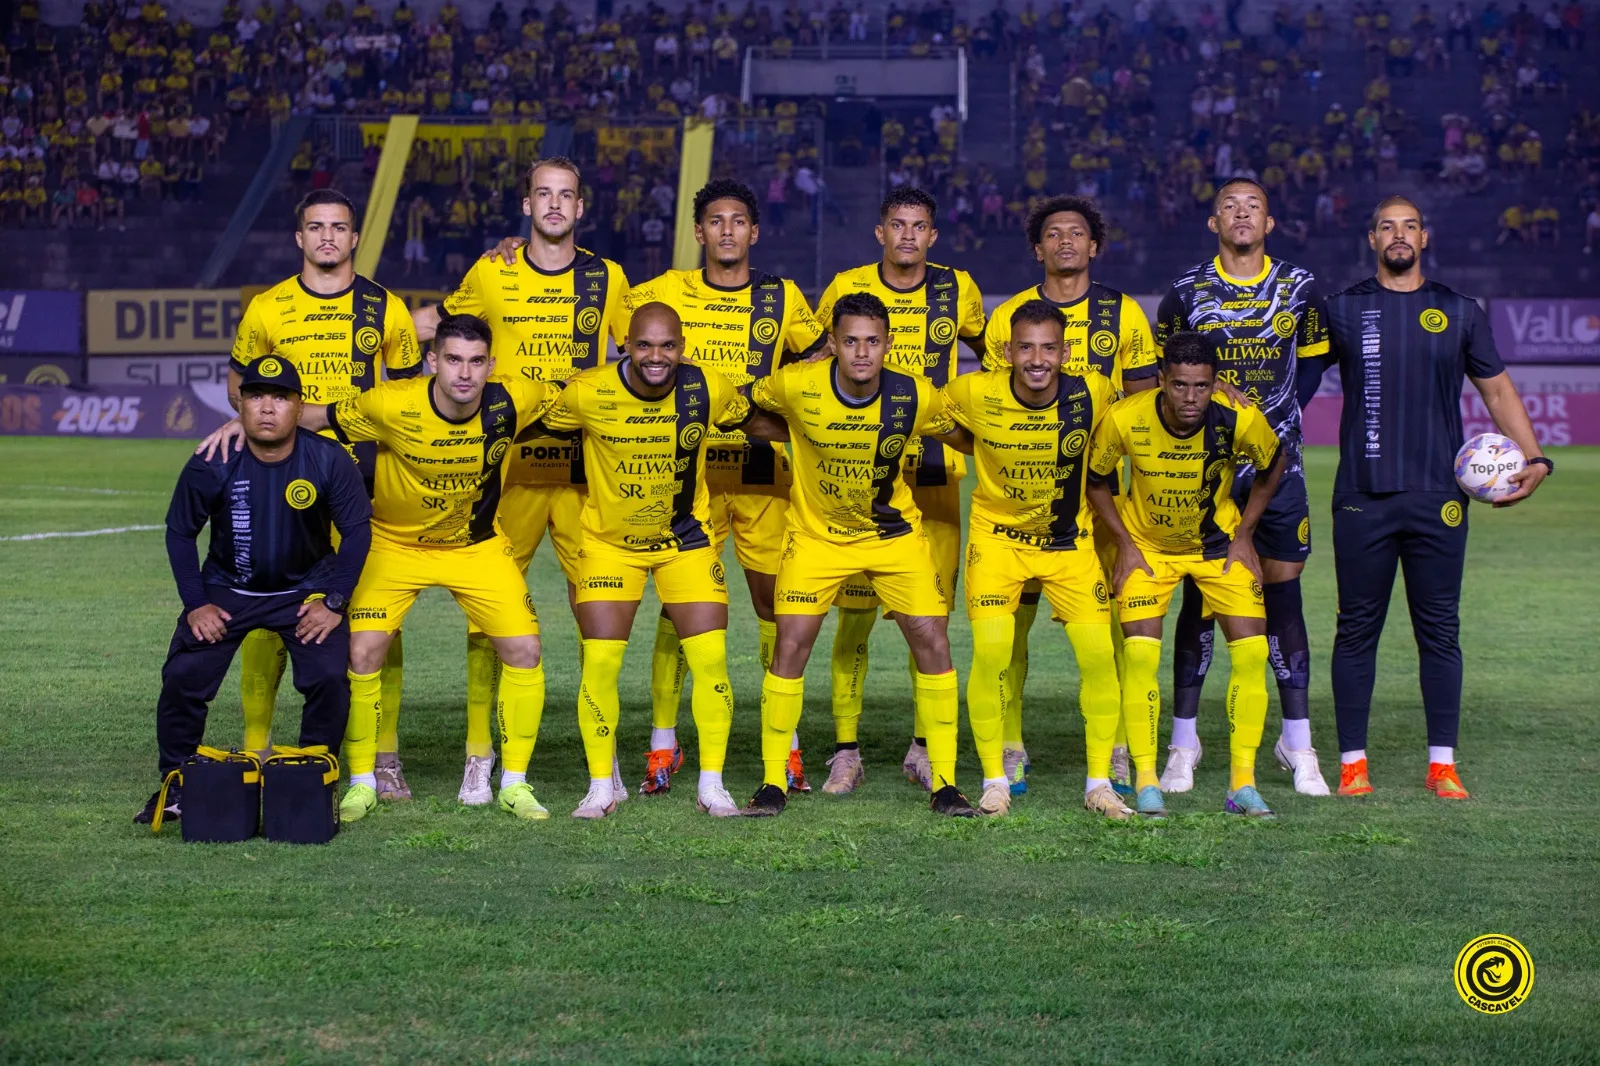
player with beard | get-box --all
[416,158,630,808]
[227,189,420,796]
[1154,178,1333,798]
[981,195,1158,797]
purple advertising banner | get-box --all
[0,384,234,438]
[1489,299,1600,364]
[0,291,84,354]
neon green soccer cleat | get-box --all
[339,783,378,823]
[498,782,550,821]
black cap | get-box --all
[238,356,302,396]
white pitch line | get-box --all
[13,484,164,496]
[0,524,163,542]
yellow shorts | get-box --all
[574,543,728,605]
[964,527,1111,624]
[498,482,585,581]
[709,486,789,576]
[775,525,948,617]
[1117,555,1264,623]
[349,535,541,638]
[837,479,961,612]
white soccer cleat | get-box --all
[976,781,1012,817]
[1159,743,1202,793]
[902,741,932,791]
[572,782,618,820]
[821,749,865,794]
[458,754,495,806]
[1274,737,1332,796]
[696,785,741,817]
[611,753,629,803]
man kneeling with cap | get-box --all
[136,358,372,825]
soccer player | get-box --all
[139,359,370,825]
[741,292,976,819]
[943,300,1124,818]
[619,178,827,797]
[811,185,986,796]
[228,189,421,798]
[1314,196,1548,799]
[982,195,1158,795]
[201,315,561,822]
[1086,331,1287,820]
[536,303,764,819]
[414,157,629,807]
[1154,177,1333,797]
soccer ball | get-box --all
[1454,433,1526,502]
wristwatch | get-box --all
[1527,456,1554,475]
[323,592,347,613]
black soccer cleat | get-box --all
[134,783,182,825]
[930,784,978,818]
[743,783,788,817]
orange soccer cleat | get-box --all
[638,745,684,796]
[1425,762,1470,800]
[1337,758,1374,796]
[786,748,812,793]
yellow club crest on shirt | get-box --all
[928,317,956,346]
[1421,308,1449,333]
[880,434,905,459]
[1204,458,1229,483]
[679,422,705,450]
[1272,311,1297,338]
[710,560,725,585]
[1061,428,1089,457]
[285,479,317,509]
[751,318,780,345]
[576,306,602,336]
[1090,329,1118,356]
[354,326,382,355]
[1454,934,1534,1015]
[487,438,510,466]
[1441,500,1463,527]
[1093,580,1109,604]
[257,357,284,379]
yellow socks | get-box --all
[650,615,686,731]
[464,632,499,758]
[497,662,546,775]
[1003,599,1038,748]
[239,629,286,751]
[966,615,1013,782]
[917,669,960,789]
[1067,622,1121,782]
[577,639,627,778]
[760,673,804,787]
[345,668,383,779]
[1225,635,1270,791]
[377,631,404,754]
[757,617,777,672]
[681,630,734,773]
[830,606,875,745]
[1121,636,1163,791]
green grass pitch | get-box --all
[1,439,1597,1064]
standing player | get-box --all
[536,303,766,819]
[228,189,421,798]
[1086,331,1287,819]
[943,301,1125,818]
[1315,196,1548,798]
[811,186,986,796]
[742,293,976,819]
[620,178,827,797]
[982,195,1158,795]
[416,157,629,807]
[1154,178,1333,797]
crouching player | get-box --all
[1085,331,1286,819]
[942,300,1125,818]
[536,303,762,819]
[742,293,977,818]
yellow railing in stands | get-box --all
[673,118,716,272]
[354,115,420,278]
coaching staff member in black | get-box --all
[136,358,372,824]
[1308,195,1549,802]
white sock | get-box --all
[1341,749,1366,765]
[791,730,801,752]
[1111,744,1128,755]
[1171,717,1200,749]
[587,776,613,804]
[351,772,377,789]
[501,770,526,788]
[698,769,724,793]
[983,776,1009,792]
[1428,746,1454,765]
[1085,776,1111,796]
[1281,718,1312,750]
[651,727,677,751]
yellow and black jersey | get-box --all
[231,275,422,404]
[621,268,826,489]
[750,358,955,545]
[441,245,629,488]
[816,261,985,484]
[539,361,750,553]
[1087,389,1280,559]
[983,281,1157,392]
[946,367,1117,550]
[328,375,557,549]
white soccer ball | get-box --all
[1454,433,1526,502]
